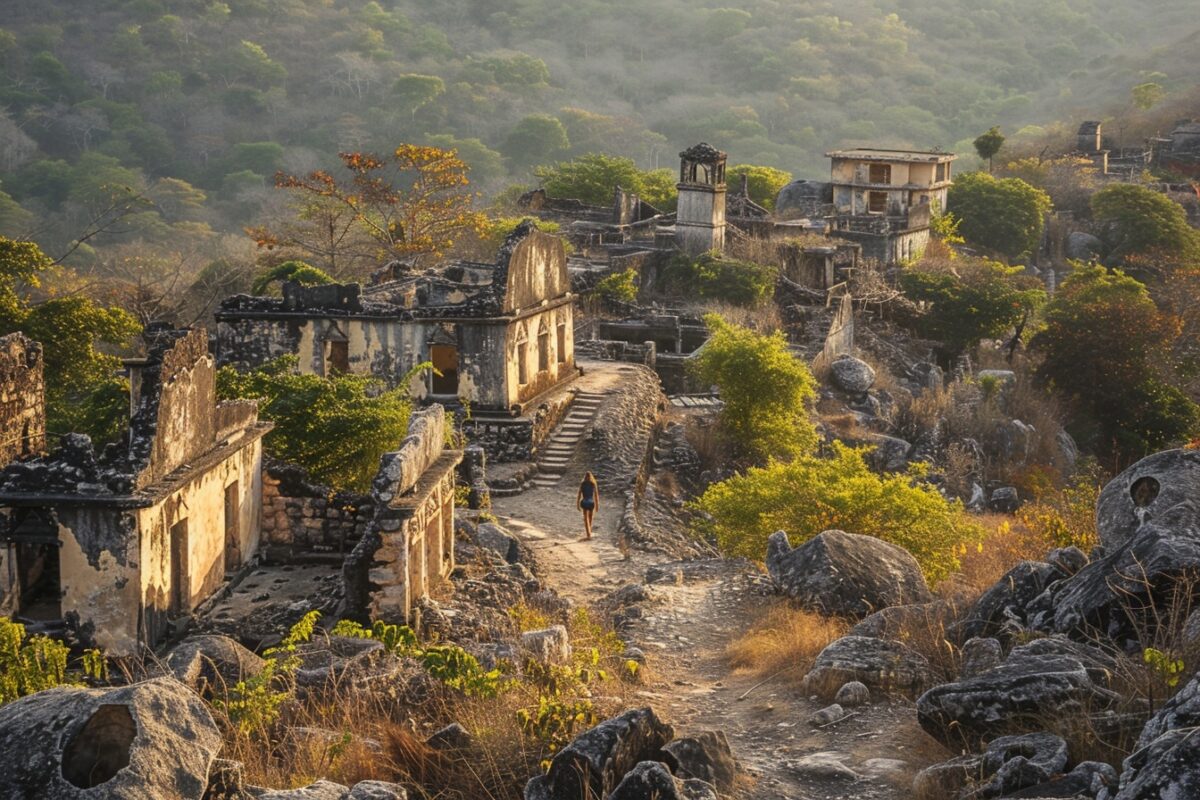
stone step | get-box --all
[538,463,568,475]
[531,477,561,487]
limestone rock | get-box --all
[255,781,351,799]
[1066,231,1104,261]
[346,782,408,799]
[989,486,1020,513]
[475,522,521,563]
[766,529,932,618]
[977,732,1069,797]
[850,600,955,640]
[917,646,1120,748]
[165,634,265,696]
[0,678,221,800]
[792,752,861,781]
[662,731,737,792]
[520,625,571,665]
[960,560,1062,640]
[775,179,832,218]
[830,355,876,394]
[522,707,674,800]
[866,434,913,472]
[834,681,871,707]
[606,761,718,800]
[805,635,930,697]
[807,703,845,726]
[1095,448,1200,550]
[426,723,473,752]
[960,637,1003,679]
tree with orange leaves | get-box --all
[251,145,486,277]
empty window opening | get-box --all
[556,323,567,364]
[1130,476,1160,508]
[430,344,458,395]
[869,163,891,184]
[868,192,888,214]
[20,419,32,457]
[326,340,349,374]
[62,704,136,788]
[224,482,240,571]
[538,327,550,373]
[170,519,189,616]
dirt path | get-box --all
[492,379,941,800]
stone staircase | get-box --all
[530,391,605,487]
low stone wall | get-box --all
[576,339,656,366]
[260,460,374,556]
[463,388,574,463]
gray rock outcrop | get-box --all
[607,761,718,800]
[523,707,674,800]
[804,635,930,697]
[165,634,265,696]
[1095,448,1200,550]
[0,678,222,800]
[766,530,932,618]
[662,731,737,792]
[829,355,876,394]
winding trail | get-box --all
[492,371,942,800]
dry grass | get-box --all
[725,603,847,681]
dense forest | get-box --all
[0,0,1197,289]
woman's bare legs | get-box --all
[582,508,594,539]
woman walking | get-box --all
[577,472,599,540]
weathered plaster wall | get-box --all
[136,437,264,648]
[139,330,218,486]
[505,304,575,407]
[57,508,141,653]
[0,333,46,465]
[501,227,569,313]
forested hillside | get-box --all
[0,0,1197,269]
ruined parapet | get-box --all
[491,220,570,315]
[0,332,46,465]
[342,405,463,624]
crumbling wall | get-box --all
[343,405,462,623]
[498,225,570,314]
[215,316,305,372]
[504,304,576,407]
[814,294,855,371]
[0,333,46,465]
[260,461,373,556]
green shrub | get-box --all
[0,617,71,704]
[692,314,818,462]
[661,253,777,307]
[690,443,982,582]
[215,609,320,735]
[217,356,423,491]
[594,268,638,302]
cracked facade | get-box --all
[0,328,270,654]
[216,222,578,461]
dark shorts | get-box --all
[581,500,595,511]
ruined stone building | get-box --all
[217,222,578,461]
[343,405,461,624]
[0,328,270,654]
[825,148,957,264]
[0,333,46,466]
[675,143,728,256]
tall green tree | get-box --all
[0,237,140,444]
[947,172,1051,261]
[502,115,569,172]
[1032,264,1199,463]
[973,126,1006,172]
[900,258,1046,356]
[692,314,818,462]
[1090,183,1200,266]
[217,356,420,491]
[727,164,792,210]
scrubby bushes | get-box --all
[217,356,422,491]
[0,617,105,705]
[691,443,983,583]
[659,252,778,307]
[692,314,818,462]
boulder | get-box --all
[977,732,1069,797]
[917,645,1120,749]
[989,486,1021,513]
[165,634,265,696]
[775,179,832,218]
[1108,726,1200,799]
[475,522,521,564]
[1066,231,1104,261]
[808,703,845,726]
[766,530,932,618]
[866,434,913,472]
[1095,448,1200,551]
[830,355,876,394]
[662,731,737,792]
[0,678,222,800]
[910,362,944,393]
[520,626,571,665]
[834,681,871,707]
[850,600,955,639]
[426,723,473,752]
[346,783,408,800]
[607,762,718,800]
[255,781,351,799]
[960,637,1003,679]
[804,635,930,697]
[977,369,1016,389]
[523,708,674,800]
[960,560,1063,640]
[1005,761,1116,798]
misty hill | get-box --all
[0,0,1197,258]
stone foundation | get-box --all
[259,461,373,556]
